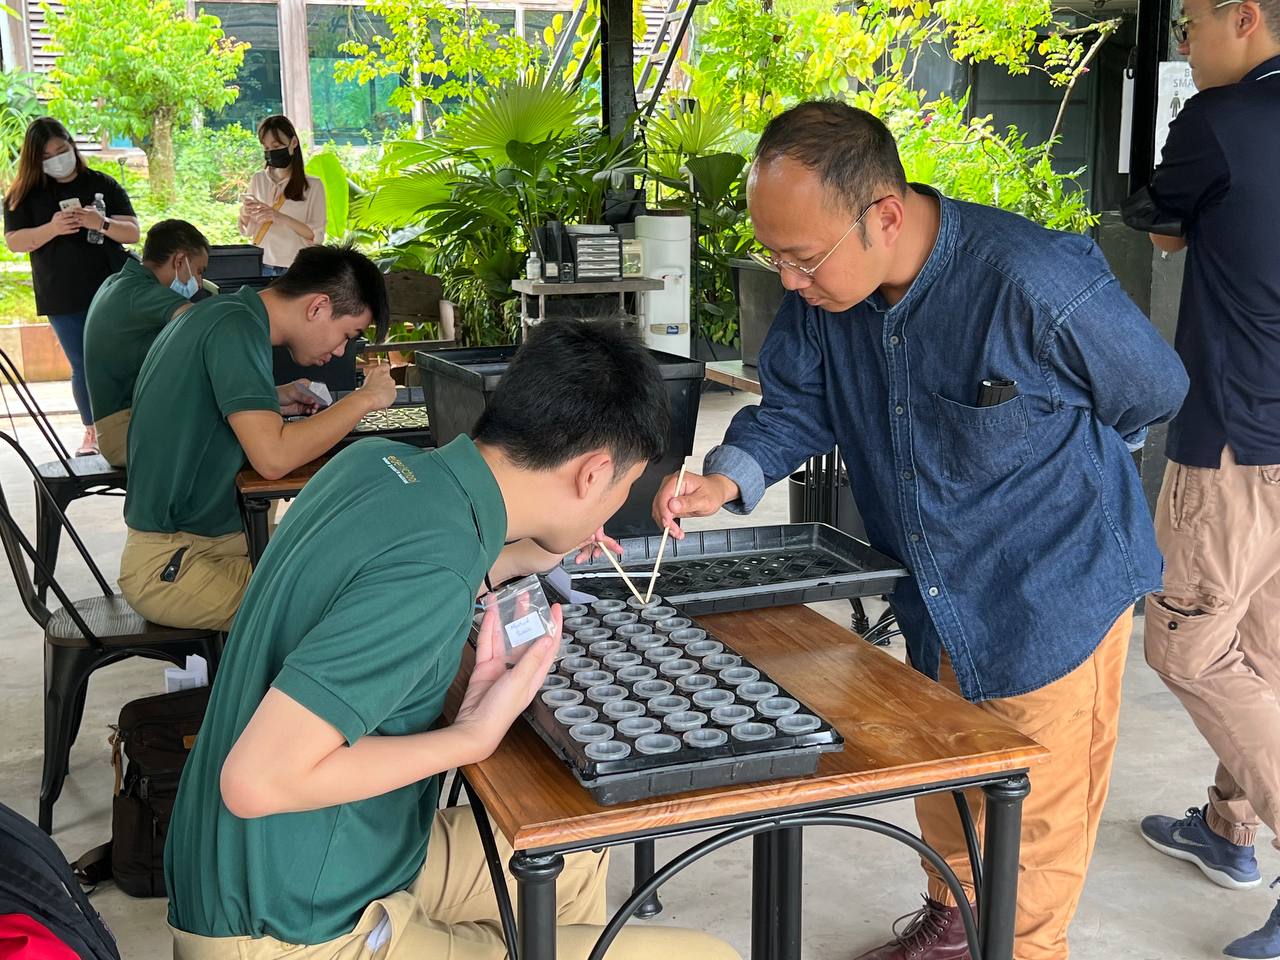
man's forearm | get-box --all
[223,723,488,818]
[1150,232,1188,254]
[271,394,376,475]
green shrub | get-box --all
[175,123,263,202]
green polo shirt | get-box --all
[123,286,278,537]
[83,258,189,423]
[164,436,507,945]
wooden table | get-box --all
[235,457,329,565]
[451,604,1048,960]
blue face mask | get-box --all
[170,262,199,299]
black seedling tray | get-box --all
[337,405,434,449]
[562,523,907,614]
[518,594,844,805]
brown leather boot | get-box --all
[851,897,973,960]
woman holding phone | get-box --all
[3,117,140,455]
[238,115,326,276]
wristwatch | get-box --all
[101,217,113,234]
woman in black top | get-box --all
[3,117,140,455]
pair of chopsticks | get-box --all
[600,465,686,605]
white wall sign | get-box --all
[1155,61,1197,165]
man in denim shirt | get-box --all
[1122,2,1280,957]
[654,102,1187,960]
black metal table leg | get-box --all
[632,839,663,918]
[511,851,563,960]
[242,497,271,567]
[979,775,1030,960]
[773,826,803,960]
[751,831,775,960]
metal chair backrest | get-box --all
[0,348,75,475]
[0,430,113,647]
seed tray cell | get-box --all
[561,523,907,615]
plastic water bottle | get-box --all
[86,193,106,244]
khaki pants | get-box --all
[171,805,739,960]
[1144,448,1280,849]
[94,408,131,467]
[119,528,251,632]
[916,608,1133,960]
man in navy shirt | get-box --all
[1123,1,1280,956]
[655,101,1187,960]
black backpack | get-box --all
[75,686,210,898]
[0,801,121,960]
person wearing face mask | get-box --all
[82,220,211,467]
[1121,2,1280,955]
[116,244,397,633]
[239,115,326,277]
[3,117,141,455]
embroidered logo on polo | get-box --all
[382,455,417,484]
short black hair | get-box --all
[141,219,210,264]
[755,101,908,243]
[474,320,669,473]
[270,243,390,341]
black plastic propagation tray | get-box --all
[562,523,908,615]
[522,595,844,805]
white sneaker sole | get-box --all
[1140,825,1264,890]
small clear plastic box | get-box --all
[483,574,555,664]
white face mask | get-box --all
[42,150,77,179]
[170,260,199,299]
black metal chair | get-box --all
[0,430,222,834]
[0,348,127,601]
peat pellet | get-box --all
[603,612,639,627]
[644,646,681,664]
[541,674,570,691]
[664,710,708,732]
[616,665,658,684]
[710,704,754,726]
[561,657,599,674]
[669,628,707,646]
[561,604,589,619]
[648,695,691,716]
[591,599,627,616]
[655,617,692,635]
[554,704,597,726]
[693,688,735,710]
[640,606,678,623]
[737,681,779,702]
[684,728,729,749]
[572,670,614,689]
[617,716,662,738]
[603,699,646,720]
[586,739,632,761]
[632,679,675,699]
[603,651,643,669]
[659,658,701,678]
[730,721,776,742]
[757,697,800,718]
[586,684,629,704]
[684,639,723,658]
[777,714,822,735]
[719,666,761,686]
[702,653,742,672]
[569,722,614,743]
[541,688,583,708]
[627,595,663,610]
[589,640,627,658]
[634,733,682,755]
[677,673,717,693]
[564,616,599,632]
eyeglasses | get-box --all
[1172,0,1243,44]
[749,196,892,279]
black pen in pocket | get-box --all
[976,378,1018,407]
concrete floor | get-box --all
[1,383,1274,959]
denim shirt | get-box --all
[707,187,1189,701]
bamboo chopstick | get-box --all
[645,464,687,603]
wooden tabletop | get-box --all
[705,360,763,396]
[235,456,330,497]
[452,604,1048,853]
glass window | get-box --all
[307,4,403,145]
[523,8,573,63]
[200,3,283,131]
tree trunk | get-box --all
[148,109,177,202]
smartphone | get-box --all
[58,198,83,212]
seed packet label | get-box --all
[505,611,545,648]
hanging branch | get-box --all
[1047,19,1119,147]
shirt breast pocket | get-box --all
[931,392,1034,483]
